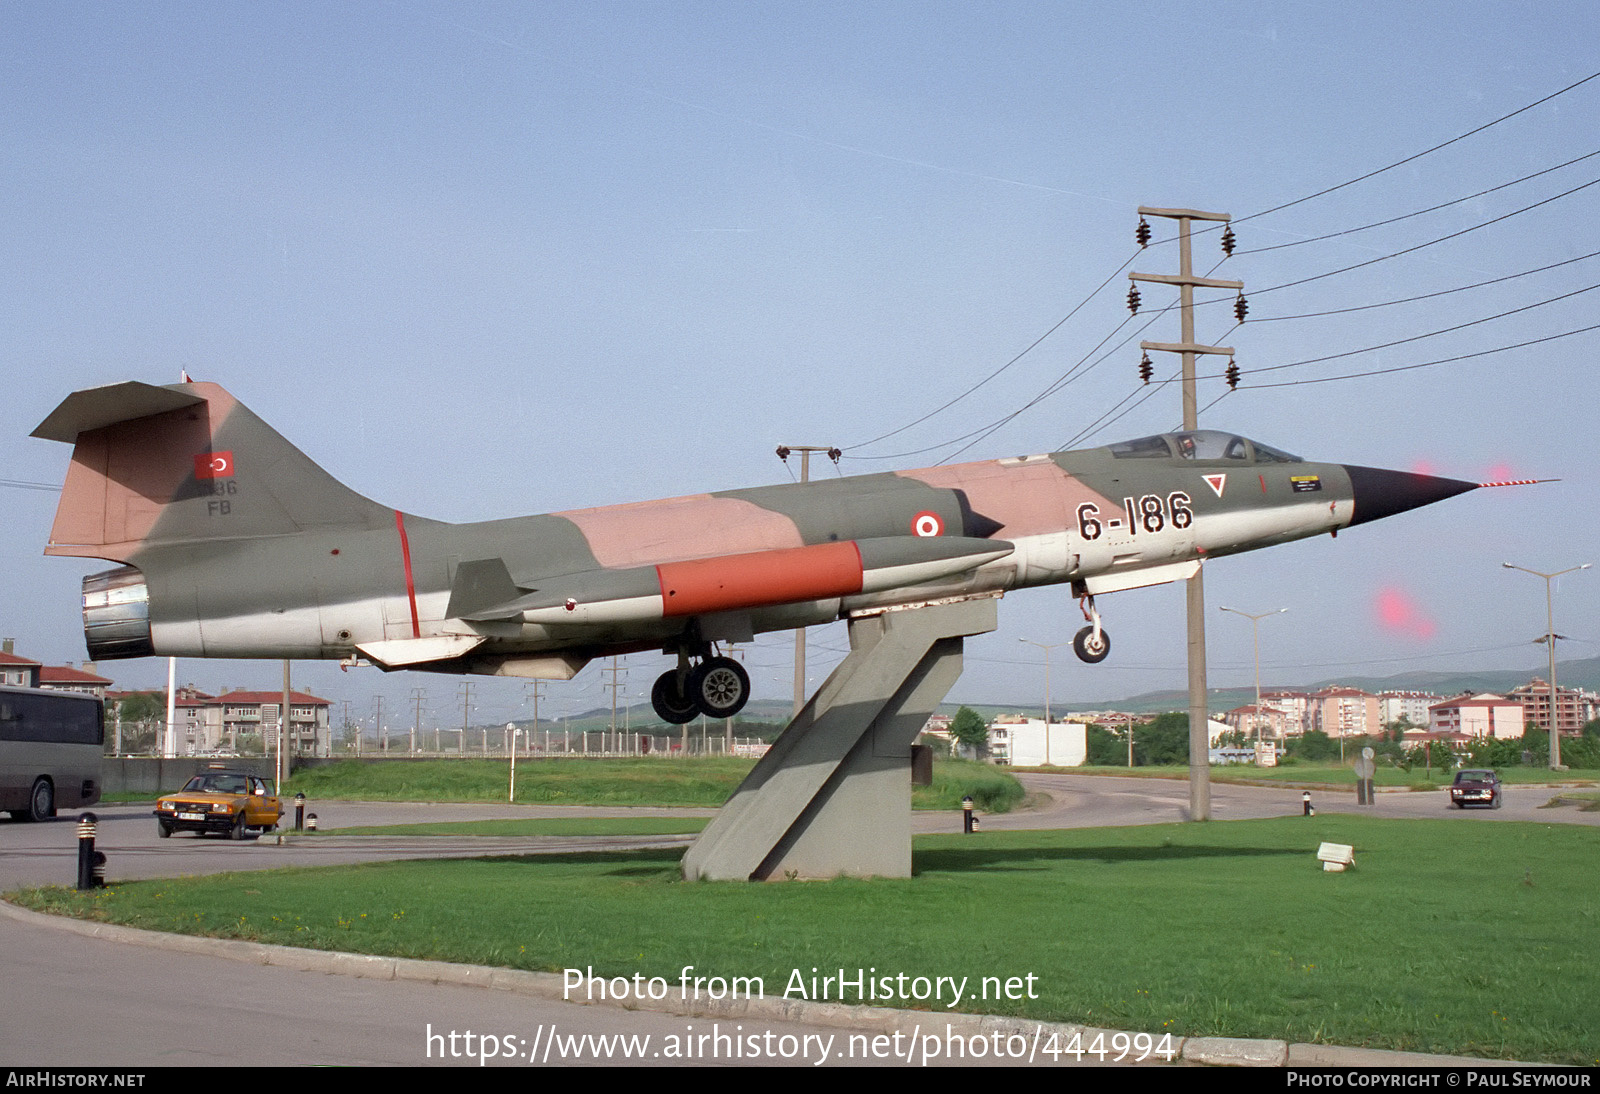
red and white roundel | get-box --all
[911,511,943,537]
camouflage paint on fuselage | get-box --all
[36,381,1479,683]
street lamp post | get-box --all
[1219,606,1287,751]
[507,723,519,803]
[1503,562,1590,770]
[1018,639,1069,766]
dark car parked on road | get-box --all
[1449,768,1502,810]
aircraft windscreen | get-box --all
[1169,431,1249,460]
[1249,440,1304,463]
[1109,431,1303,464]
[1108,435,1173,459]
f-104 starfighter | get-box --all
[34,381,1484,723]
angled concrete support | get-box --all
[682,596,998,881]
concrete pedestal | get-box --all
[681,596,998,881]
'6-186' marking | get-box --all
[1076,492,1192,540]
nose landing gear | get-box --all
[1073,593,1110,663]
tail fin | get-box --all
[33,380,392,562]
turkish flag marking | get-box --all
[194,451,234,480]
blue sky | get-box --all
[3,2,1596,732]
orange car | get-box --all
[154,770,284,839]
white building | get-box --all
[1428,694,1525,740]
[986,717,1087,767]
[1378,690,1443,728]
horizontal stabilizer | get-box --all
[31,382,205,443]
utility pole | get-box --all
[602,658,626,754]
[371,695,383,754]
[280,660,292,791]
[1220,606,1287,749]
[1130,206,1243,822]
[410,687,427,755]
[776,444,840,716]
[458,681,473,754]
[1018,639,1068,766]
[1503,562,1590,769]
[527,681,543,758]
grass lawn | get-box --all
[265,756,1023,813]
[283,757,755,807]
[330,816,708,837]
[13,815,1596,1064]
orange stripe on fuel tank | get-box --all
[657,541,865,618]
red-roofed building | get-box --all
[0,650,41,688]
[99,685,330,756]
[213,690,332,755]
[1509,679,1595,738]
[1223,704,1288,739]
[38,664,114,699]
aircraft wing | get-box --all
[446,535,1014,626]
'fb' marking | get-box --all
[194,451,234,479]
[912,511,943,537]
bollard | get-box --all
[294,792,306,832]
[76,812,105,891]
[305,812,318,832]
[1302,791,1314,817]
[962,795,974,834]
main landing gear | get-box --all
[1073,592,1110,664]
[651,649,751,724]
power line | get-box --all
[1250,249,1600,322]
[843,305,1160,463]
[1235,69,1600,226]
[852,73,1600,467]
[843,250,1142,453]
[1250,176,1600,297]
[1239,322,1600,390]
[1246,281,1600,376]
[1,478,60,493]
[1237,148,1600,255]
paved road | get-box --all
[7,777,1589,890]
[973,773,1600,831]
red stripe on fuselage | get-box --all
[393,510,421,638]
[656,541,865,618]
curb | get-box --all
[0,898,1516,1067]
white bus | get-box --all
[0,686,104,821]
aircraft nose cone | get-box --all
[1341,465,1479,528]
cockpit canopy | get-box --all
[1108,430,1302,464]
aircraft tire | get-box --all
[1073,625,1110,664]
[651,671,699,725]
[690,658,750,719]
